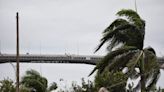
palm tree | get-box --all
[21,69,57,92]
[90,9,160,92]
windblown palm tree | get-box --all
[90,9,160,92]
[21,69,57,92]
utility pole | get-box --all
[16,12,20,92]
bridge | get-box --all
[0,54,164,69]
[0,54,102,65]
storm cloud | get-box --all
[0,0,164,56]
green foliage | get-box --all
[80,78,94,92]
[47,82,58,92]
[21,69,47,92]
[0,78,15,92]
[95,9,145,52]
[91,9,161,92]
[158,87,164,92]
[19,85,30,92]
[89,46,138,76]
[0,70,58,92]
[116,9,143,29]
[21,69,57,92]
[94,70,128,92]
[57,78,95,92]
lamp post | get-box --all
[16,12,20,92]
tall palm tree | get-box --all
[90,9,160,92]
[21,69,57,92]
[94,9,145,52]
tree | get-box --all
[0,78,15,92]
[57,78,95,92]
[94,70,127,92]
[47,82,58,92]
[90,9,160,92]
[21,69,57,92]
[19,85,30,92]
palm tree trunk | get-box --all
[141,73,146,92]
[140,52,146,92]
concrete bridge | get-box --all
[0,54,102,65]
[0,54,164,69]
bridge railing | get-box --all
[0,54,163,67]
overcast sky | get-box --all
[0,0,164,56]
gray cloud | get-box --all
[0,0,164,56]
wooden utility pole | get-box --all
[16,12,20,92]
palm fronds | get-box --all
[90,46,137,76]
[92,9,160,92]
[21,69,48,92]
[95,9,145,52]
